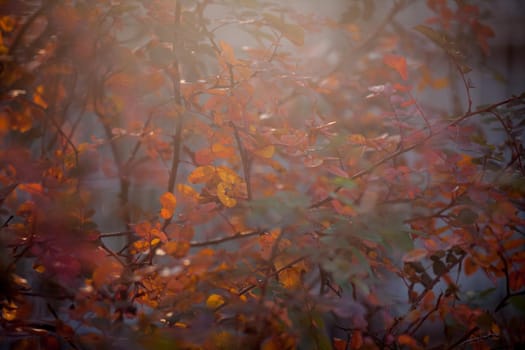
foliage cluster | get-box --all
[1,0,524,349]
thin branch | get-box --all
[99,239,125,267]
[8,2,52,56]
[495,251,525,312]
[406,292,443,335]
[237,255,307,296]
[445,326,479,350]
[189,230,262,247]
[309,96,521,209]
[164,1,184,231]
[230,121,252,200]
[98,231,133,239]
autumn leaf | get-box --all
[92,261,123,288]
[188,165,215,184]
[219,40,237,65]
[33,85,48,109]
[134,221,168,242]
[0,16,15,32]
[206,294,225,309]
[163,241,190,258]
[216,166,241,184]
[217,182,237,208]
[383,54,408,80]
[350,330,363,349]
[159,192,177,219]
[463,256,478,276]
[275,257,306,289]
[177,184,200,202]
[253,144,275,158]
[212,142,235,158]
[397,334,421,349]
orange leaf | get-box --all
[348,134,366,145]
[421,290,435,309]
[149,227,168,243]
[18,183,43,195]
[397,334,421,349]
[92,261,123,288]
[212,143,234,158]
[278,267,303,289]
[206,294,225,309]
[254,145,275,158]
[163,241,190,258]
[177,184,200,202]
[33,85,48,109]
[195,148,214,165]
[188,165,215,184]
[384,54,408,80]
[159,192,177,219]
[350,330,363,349]
[463,256,478,276]
[0,16,15,32]
[219,40,237,65]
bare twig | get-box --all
[189,230,262,247]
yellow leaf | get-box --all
[348,134,366,145]
[275,256,306,289]
[254,145,275,158]
[206,294,225,309]
[217,182,237,208]
[188,165,215,184]
[33,263,46,273]
[216,166,241,184]
[278,267,302,289]
[177,184,200,201]
[491,322,500,335]
[159,192,177,219]
[0,16,15,32]
[2,302,17,321]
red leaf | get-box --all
[384,54,408,80]
[397,334,421,349]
